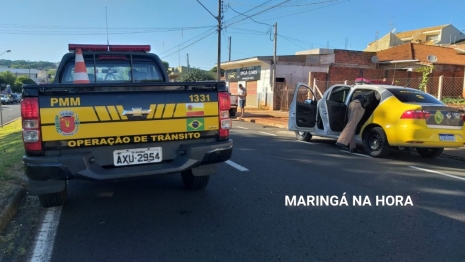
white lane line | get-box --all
[277,131,294,135]
[235,126,248,129]
[340,150,372,158]
[225,160,249,171]
[259,131,277,136]
[409,166,465,181]
[29,206,62,262]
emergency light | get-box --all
[68,44,151,52]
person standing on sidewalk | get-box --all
[336,90,380,153]
[238,84,247,120]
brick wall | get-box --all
[335,50,376,67]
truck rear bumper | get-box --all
[24,139,232,193]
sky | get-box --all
[0,0,464,70]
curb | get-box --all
[1,117,21,127]
[0,185,26,233]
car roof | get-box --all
[350,84,423,93]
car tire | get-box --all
[363,127,391,158]
[181,169,210,190]
[416,147,444,158]
[295,131,312,142]
[38,183,68,208]
[229,108,236,117]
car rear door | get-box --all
[323,85,351,132]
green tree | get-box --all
[0,71,17,88]
[47,69,57,83]
[161,61,170,75]
[210,66,224,77]
[177,68,215,82]
[13,76,36,93]
[415,65,434,92]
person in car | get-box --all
[336,90,380,153]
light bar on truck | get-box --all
[108,45,151,52]
[68,44,108,51]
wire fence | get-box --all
[276,76,465,111]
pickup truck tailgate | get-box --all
[39,91,219,149]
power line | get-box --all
[158,27,217,55]
[161,30,217,59]
[225,0,291,28]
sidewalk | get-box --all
[235,109,465,160]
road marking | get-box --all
[340,150,372,158]
[29,206,62,262]
[225,160,249,171]
[235,126,248,129]
[259,131,277,136]
[409,166,465,181]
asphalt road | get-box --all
[0,103,20,125]
[33,120,465,262]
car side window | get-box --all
[327,86,351,103]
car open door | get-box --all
[323,85,351,132]
[288,83,317,131]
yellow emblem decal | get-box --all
[434,110,443,124]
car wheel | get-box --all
[416,147,444,158]
[363,127,391,158]
[229,108,236,117]
[181,169,210,190]
[295,131,312,142]
[38,183,68,208]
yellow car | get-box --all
[288,82,465,158]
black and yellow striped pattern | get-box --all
[40,102,218,124]
[40,102,219,142]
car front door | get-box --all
[324,85,351,132]
[288,83,317,132]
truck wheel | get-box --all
[229,109,236,117]
[181,170,210,189]
[38,183,67,208]
[416,147,444,158]
[295,131,312,142]
[363,127,391,158]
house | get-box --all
[365,24,465,52]
[221,43,465,110]
[0,67,43,83]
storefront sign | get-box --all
[225,66,261,81]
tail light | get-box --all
[218,92,231,140]
[21,97,42,151]
[400,110,431,119]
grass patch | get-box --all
[0,119,24,182]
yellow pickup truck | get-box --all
[21,44,233,207]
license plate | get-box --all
[113,147,162,166]
[439,134,456,142]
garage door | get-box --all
[228,82,238,94]
[246,81,257,108]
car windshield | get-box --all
[387,88,443,104]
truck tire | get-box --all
[229,108,236,117]
[181,169,210,190]
[38,184,67,208]
[416,147,444,158]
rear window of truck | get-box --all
[61,54,164,83]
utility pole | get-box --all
[216,0,222,81]
[228,36,231,61]
[187,53,190,73]
[272,23,277,92]
[196,0,222,80]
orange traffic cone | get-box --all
[73,48,90,84]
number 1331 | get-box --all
[189,94,210,102]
